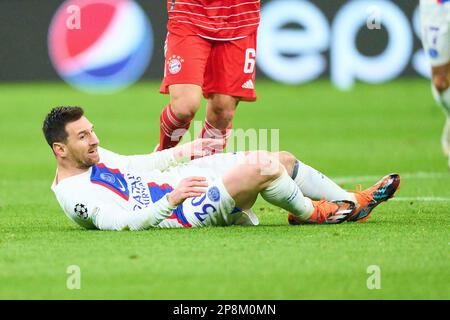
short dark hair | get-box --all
[42,106,84,148]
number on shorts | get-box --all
[191,194,218,222]
[243,48,256,74]
[194,204,217,222]
[191,194,206,206]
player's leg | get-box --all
[159,84,202,149]
[200,33,258,152]
[191,149,399,223]
[193,150,356,203]
[274,151,401,223]
[431,63,450,156]
[158,33,212,150]
[200,94,239,153]
[420,0,450,160]
[277,151,356,202]
[222,151,354,224]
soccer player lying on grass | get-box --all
[43,106,400,231]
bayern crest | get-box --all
[167,55,184,74]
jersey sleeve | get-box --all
[90,195,176,231]
[62,190,176,231]
[98,147,177,172]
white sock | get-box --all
[292,160,356,203]
[442,117,450,156]
[432,85,450,115]
[261,170,314,220]
[432,86,450,155]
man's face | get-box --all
[61,116,100,168]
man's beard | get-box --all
[76,155,99,169]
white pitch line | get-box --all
[392,197,450,202]
[333,171,449,184]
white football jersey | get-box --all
[51,148,257,231]
[420,0,450,66]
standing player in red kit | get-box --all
[157,0,260,153]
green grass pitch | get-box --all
[0,80,449,299]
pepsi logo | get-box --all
[48,0,153,93]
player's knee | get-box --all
[278,151,297,173]
[171,95,201,120]
[431,65,450,93]
[244,151,283,181]
[432,75,449,93]
[212,108,235,124]
[208,95,238,120]
[209,94,239,108]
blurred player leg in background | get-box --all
[420,0,450,168]
[431,64,450,155]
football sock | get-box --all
[432,86,450,155]
[442,117,450,156]
[291,160,357,203]
[432,85,450,115]
[199,120,232,153]
[158,104,193,150]
[261,169,315,220]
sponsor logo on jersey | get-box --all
[429,48,439,58]
[48,0,153,93]
[74,203,88,219]
[207,186,221,202]
[241,79,254,89]
[127,174,151,210]
[91,163,129,200]
[427,26,441,59]
[167,55,184,74]
[100,173,116,184]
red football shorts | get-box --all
[160,32,257,102]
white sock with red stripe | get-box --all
[158,104,193,151]
[199,120,232,154]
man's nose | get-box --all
[90,132,100,145]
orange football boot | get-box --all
[288,199,355,225]
[347,174,401,222]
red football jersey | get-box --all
[166,0,260,40]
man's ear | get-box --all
[52,142,66,158]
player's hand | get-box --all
[173,138,224,161]
[167,177,208,207]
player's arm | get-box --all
[92,176,207,230]
[100,139,222,171]
[66,177,207,231]
[91,196,177,231]
[169,138,224,163]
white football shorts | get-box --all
[157,152,259,228]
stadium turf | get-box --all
[0,80,449,299]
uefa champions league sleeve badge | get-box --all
[74,203,89,220]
